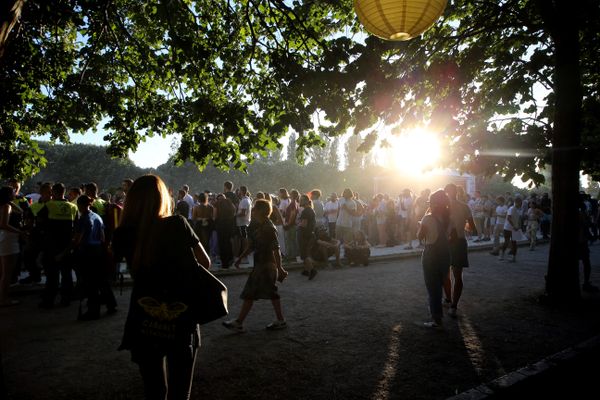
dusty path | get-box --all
[2,243,599,400]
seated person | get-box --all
[311,226,341,267]
[343,230,371,266]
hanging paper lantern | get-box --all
[354,0,448,41]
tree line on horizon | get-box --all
[20,141,541,201]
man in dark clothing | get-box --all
[38,183,78,308]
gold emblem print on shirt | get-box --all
[137,297,188,321]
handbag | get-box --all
[188,261,229,325]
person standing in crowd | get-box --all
[490,196,507,256]
[192,192,214,254]
[19,182,51,284]
[223,181,239,206]
[112,174,211,400]
[236,186,252,263]
[73,195,117,320]
[417,189,451,329]
[266,194,285,256]
[121,179,134,197]
[324,192,339,239]
[311,189,325,228]
[175,189,190,219]
[67,187,82,203]
[6,179,29,284]
[0,186,24,306]
[443,183,476,318]
[578,196,599,293]
[501,196,523,263]
[397,189,414,250]
[482,194,494,241]
[38,183,78,309]
[413,189,431,248]
[181,185,195,220]
[214,193,236,268]
[526,201,543,251]
[374,194,388,248]
[540,192,552,239]
[283,189,299,262]
[223,199,288,332]
[84,182,107,221]
[277,188,290,257]
[297,194,317,280]
[471,191,485,242]
[336,188,356,245]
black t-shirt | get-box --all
[298,207,316,235]
[112,215,201,351]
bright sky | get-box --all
[65,131,174,169]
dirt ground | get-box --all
[2,243,600,400]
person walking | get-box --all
[501,196,524,263]
[223,199,288,332]
[112,174,212,400]
[443,183,476,318]
[417,189,451,328]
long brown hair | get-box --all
[119,175,172,272]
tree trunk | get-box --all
[545,0,582,303]
[0,0,24,58]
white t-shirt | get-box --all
[236,196,252,226]
[324,200,339,223]
[495,205,508,226]
[397,196,413,218]
[504,205,521,231]
[278,198,290,214]
[337,198,356,228]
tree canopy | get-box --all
[2,0,599,301]
[2,0,599,183]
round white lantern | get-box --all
[354,0,448,41]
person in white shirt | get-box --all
[397,189,414,249]
[443,183,476,318]
[490,196,508,256]
[324,193,340,239]
[181,184,195,220]
[501,196,523,262]
[311,189,325,228]
[336,189,356,245]
[236,186,252,262]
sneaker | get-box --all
[473,239,481,243]
[422,321,443,330]
[78,312,100,321]
[448,307,457,318]
[582,283,600,293]
[482,237,491,242]
[222,319,246,333]
[19,276,41,285]
[266,320,287,330]
[308,269,318,280]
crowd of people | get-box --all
[2,174,600,398]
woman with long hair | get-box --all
[417,189,451,329]
[112,175,211,400]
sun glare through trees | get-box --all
[383,128,441,175]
